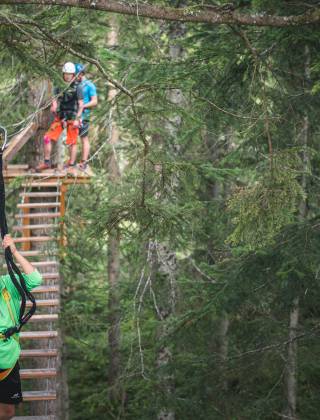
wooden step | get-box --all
[13,224,58,231]
[29,314,59,323]
[20,368,57,379]
[22,182,60,188]
[8,164,29,170]
[29,261,58,267]
[2,261,58,269]
[15,212,61,219]
[20,250,55,257]
[42,273,60,279]
[20,192,61,198]
[20,349,58,358]
[26,299,59,307]
[22,391,57,401]
[20,331,58,340]
[18,203,61,209]
[13,416,56,420]
[32,285,59,294]
[14,236,55,243]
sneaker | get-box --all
[35,161,51,172]
[63,160,72,170]
[78,160,88,172]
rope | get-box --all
[0,128,37,340]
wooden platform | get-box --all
[3,164,93,184]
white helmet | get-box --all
[62,62,76,74]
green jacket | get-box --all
[0,270,42,369]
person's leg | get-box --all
[69,143,78,165]
[66,122,79,175]
[79,121,90,171]
[0,403,15,420]
[43,135,53,161]
[36,118,62,171]
[81,135,90,162]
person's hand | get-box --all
[73,119,80,128]
[50,104,57,114]
[2,234,18,256]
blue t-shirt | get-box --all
[80,79,97,120]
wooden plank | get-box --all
[14,236,55,243]
[18,203,61,209]
[22,391,56,401]
[32,285,59,293]
[20,192,61,198]
[19,250,55,257]
[22,182,60,188]
[20,349,58,358]
[13,416,56,420]
[41,273,60,279]
[15,212,61,219]
[13,224,57,231]
[3,122,38,164]
[29,314,59,323]
[20,368,57,379]
[26,299,59,307]
[20,331,58,339]
[8,164,29,169]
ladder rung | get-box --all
[26,299,59,307]
[29,261,58,267]
[13,224,58,231]
[22,182,60,188]
[20,192,61,198]
[22,391,57,401]
[13,416,56,420]
[32,285,59,293]
[2,261,58,269]
[20,331,58,339]
[19,251,55,257]
[18,203,61,209]
[20,331,58,340]
[8,164,29,170]
[15,212,61,219]
[42,273,60,279]
[29,314,59,323]
[14,236,55,243]
[20,368,57,379]
[20,349,58,358]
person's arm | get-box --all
[74,99,84,127]
[3,235,34,275]
[2,235,42,291]
[84,96,98,109]
[50,98,58,114]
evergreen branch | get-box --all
[0,0,320,27]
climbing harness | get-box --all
[0,125,37,341]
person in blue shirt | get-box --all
[75,64,98,172]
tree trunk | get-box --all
[283,45,310,420]
[106,17,122,402]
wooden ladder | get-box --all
[11,179,68,420]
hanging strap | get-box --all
[0,127,37,340]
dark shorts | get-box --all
[80,120,90,138]
[0,362,23,405]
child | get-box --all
[36,62,84,173]
[0,234,43,419]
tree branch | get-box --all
[0,0,320,27]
